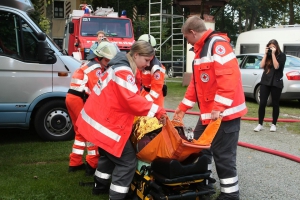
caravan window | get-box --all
[283,45,300,58]
[240,44,259,54]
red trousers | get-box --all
[65,94,99,168]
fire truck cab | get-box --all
[63,6,135,61]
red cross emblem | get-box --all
[154,72,160,80]
[96,70,101,77]
[215,45,226,55]
[127,75,135,84]
[201,73,209,82]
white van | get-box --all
[0,0,81,141]
[235,26,300,57]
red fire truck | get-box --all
[63,6,135,60]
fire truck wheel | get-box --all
[34,99,75,141]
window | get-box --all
[236,56,245,67]
[137,5,147,21]
[240,44,259,54]
[162,9,167,23]
[243,56,262,69]
[81,18,133,38]
[0,11,20,58]
[284,45,300,57]
[0,10,39,62]
[53,38,63,49]
[54,1,64,18]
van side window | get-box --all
[21,19,39,62]
[0,11,20,58]
[0,10,39,62]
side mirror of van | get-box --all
[68,22,74,34]
[37,32,57,64]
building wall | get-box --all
[43,0,80,47]
[49,0,80,39]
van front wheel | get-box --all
[34,100,74,141]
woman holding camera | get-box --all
[254,39,286,132]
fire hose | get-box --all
[165,108,300,163]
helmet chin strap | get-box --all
[95,57,109,70]
[94,57,103,63]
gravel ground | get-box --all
[165,99,300,200]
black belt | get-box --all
[68,89,89,102]
[143,86,151,92]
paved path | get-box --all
[165,100,300,200]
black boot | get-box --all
[68,163,85,172]
[85,162,96,176]
[92,182,109,195]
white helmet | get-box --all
[138,34,157,47]
[87,41,119,60]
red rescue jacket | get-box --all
[138,57,165,107]
[67,60,104,100]
[179,29,247,125]
[76,52,166,157]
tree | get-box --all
[30,0,51,34]
[215,0,300,45]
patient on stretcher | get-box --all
[131,116,194,152]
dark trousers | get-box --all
[96,140,137,200]
[259,84,283,125]
[194,118,240,199]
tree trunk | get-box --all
[238,9,242,33]
[289,0,295,25]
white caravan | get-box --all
[235,26,300,57]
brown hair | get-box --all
[127,41,155,74]
[181,15,207,34]
[264,39,282,73]
[97,30,105,36]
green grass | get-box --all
[0,132,108,200]
[0,79,299,199]
[165,79,300,134]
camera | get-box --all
[267,48,272,56]
[101,37,107,41]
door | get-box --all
[238,55,263,94]
[0,10,52,125]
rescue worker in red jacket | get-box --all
[66,41,119,176]
[76,41,167,200]
[173,16,247,200]
[136,34,166,107]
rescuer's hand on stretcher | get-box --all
[155,109,167,126]
[173,107,185,122]
[211,110,223,121]
[158,114,167,126]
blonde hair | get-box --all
[181,15,207,34]
[127,41,155,74]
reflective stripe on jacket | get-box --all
[139,57,165,107]
[179,29,247,125]
[68,60,103,97]
[76,53,165,157]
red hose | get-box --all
[166,108,300,163]
[238,142,300,163]
[165,109,300,123]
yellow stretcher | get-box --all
[129,117,221,200]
